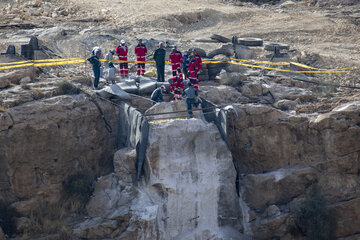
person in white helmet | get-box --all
[104,50,114,69]
[116,39,129,78]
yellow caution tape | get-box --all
[0,56,355,74]
[149,118,188,124]
[229,61,352,74]
[0,60,34,66]
[289,62,356,71]
[0,58,85,66]
[0,63,34,70]
[229,57,356,71]
[34,59,85,67]
[0,59,85,70]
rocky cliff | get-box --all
[74,112,246,239]
[228,102,360,239]
[0,94,119,203]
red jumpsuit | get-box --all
[169,50,183,77]
[188,59,199,90]
[170,75,184,101]
[194,52,202,72]
[170,75,184,92]
[116,44,128,78]
[134,43,147,75]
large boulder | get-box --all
[330,198,360,238]
[144,119,241,239]
[240,167,317,211]
[0,68,36,85]
[77,173,158,239]
[145,100,203,121]
[113,147,137,186]
[200,85,245,105]
[96,84,131,100]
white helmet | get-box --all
[121,39,126,44]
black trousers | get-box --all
[156,64,165,82]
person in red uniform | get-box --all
[169,46,183,79]
[192,48,202,72]
[188,55,199,91]
[116,39,128,78]
[169,73,184,101]
[134,39,147,76]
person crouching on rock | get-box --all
[104,61,119,84]
[151,85,166,105]
[182,82,199,118]
[87,48,102,90]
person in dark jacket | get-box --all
[153,42,166,82]
[182,82,199,118]
[87,48,102,89]
[151,85,166,104]
[182,51,190,79]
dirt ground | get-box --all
[1,0,359,65]
[0,0,359,109]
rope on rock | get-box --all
[80,89,113,133]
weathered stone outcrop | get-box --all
[0,94,118,203]
[79,118,243,239]
[229,102,360,239]
[74,172,158,239]
[144,119,241,239]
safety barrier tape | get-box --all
[228,58,356,71]
[229,61,353,73]
[149,118,188,124]
[0,57,355,74]
[0,58,85,66]
[0,59,86,70]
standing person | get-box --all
[151,85,166,104]
[188,55,199,91]
[87,48,102,90]
[116,39,129,79]
[104,61,119,84]
[192,48,203,72]
[169,46,183,79]
[182,51,190,79]
[104,50,114,69]
[134,39,147,76]
[182,82,199,118]
[153,42,166,82]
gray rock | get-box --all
[19,76,32,85]
[113,147,137,186]
[96,84,131,100]
[73,217,118,239]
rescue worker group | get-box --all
[87,39,203,117]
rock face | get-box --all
[80,118,243,239]
[74,173,158,240]
[228,102,360,239]
[144,119,241,239]
[0,94,119,203]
